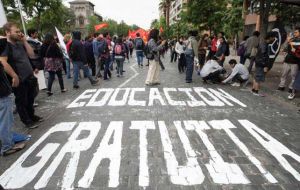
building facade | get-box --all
[169,0,187,25]
[69,0,102,35]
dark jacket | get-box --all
[284,37,300,64]
[70,32,87,63]
[84,40,95,62]
[40,43,63,59]
[255,41,270,68]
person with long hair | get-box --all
[40,33,67,96]
[145,29,166,85]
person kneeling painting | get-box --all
[222,59,249,87]
[200,57,226,83]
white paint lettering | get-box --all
[158,121,204,185]
[108,88,130,106]
[67,90,97,108]
[184,120,250,184]
[239,120,300,181]
[78,121,123,188]
[178,88,206,107]
[128,88,146,106]
[208,88,247,107]
[86,88,114,107]
[163,88,186,106]
[148,88,166,106]
[193,87,225,106]
[130,121,155,187]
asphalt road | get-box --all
[0,54,299,190]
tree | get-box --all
[86,15,102,35]
[159,0,174,28]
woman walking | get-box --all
[40,33,67,96]
[145,29,166,85]
[113,37,126,77]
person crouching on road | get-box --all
[200,56,225,84]
[145,29,166,86]
[222,59,249,87]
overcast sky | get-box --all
[64,0,160,29]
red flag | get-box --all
[94,23,108,31]
[160,27,164,33]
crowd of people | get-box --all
[0,21,300,156]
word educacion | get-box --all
[0,120,299,189]
[67,87,247,108]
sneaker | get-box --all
[231,82,241,87]
[32,115,44,122]
[288,88,293,93]
[25,122,39,129]
[117,74,120,77]
[91,80,100,86]
[141,64,143,67]
[277,87,285,91]
[288,93,296,100]
[47,91,53,96]
[61,89,68,93]
[73,85,80,89]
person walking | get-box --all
[84,35,96,76]
[69,31,99,88]
[40,33,67,96]
[185,30,199,83]
[113,37,126,77]
[135,33,145,67]
[145,29,166,85]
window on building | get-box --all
[78,15,85,26]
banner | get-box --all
[55,27,69,59]
[94,23,108,31]
[0,0,7,27]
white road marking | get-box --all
[118,62,139,88]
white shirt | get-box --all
[223,63,249,83]
[175,42,185,54]
[200,60,223,78]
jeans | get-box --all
[95,55,102,78]
[136,51,144,66]
[116,58,125,76]
[48,70,65,92]
[185,55,194,82]
[0,95,14,155]
[178,53,186,73]
[13,79,36,125]
[73,61,94,86]
[203,70,223,83]
[65,58,71,78]
[170,51,177,62]
[101,57,112,80]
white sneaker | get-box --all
[231,82,240,87]
[288,93,295,100]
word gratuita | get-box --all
[67,87,247,108]
[1,120,299,190]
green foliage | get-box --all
[86,15,102,35]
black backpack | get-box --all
[144,43,154,60]
[135,38,144,50]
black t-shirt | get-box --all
[1,42,33,82]
[0,62,12,98]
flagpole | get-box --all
[0,0,7,27]
[17,0,27,36]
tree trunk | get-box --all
[259,0,271,38]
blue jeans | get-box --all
[65,58,71,78]
[136,51,144,66]
[73,61,93,86]
[0,95,14,155]
[185,55,194,82]
[102,57,111,80]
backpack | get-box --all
[128,41,133,49]
[114,44,123,55]
[144,43,154,60]
[224,41,230,56]
[237,44,246,56]
[135,38,144,50]
[98,40,108,56]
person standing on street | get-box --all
[278,27,300,93]
[185,30,199,83]
[245,31,260,72]
[0,22,43,129]
[84,35,96,76]
[145,29,166,85]
[113,37,126,77]
[175,36,186,73]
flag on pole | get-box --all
[159,27,164,33]
[0,0,7,27]
[55,27,69,59]
[94,23,108,31]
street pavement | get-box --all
[0,53,299,190]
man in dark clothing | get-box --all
[134,33,145,67]
[215,37,227,67]
[0,22,43,129]
[99,32,112,80]
[252,32,276,96]
[69,31,99,88]
[84,36,96,76]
